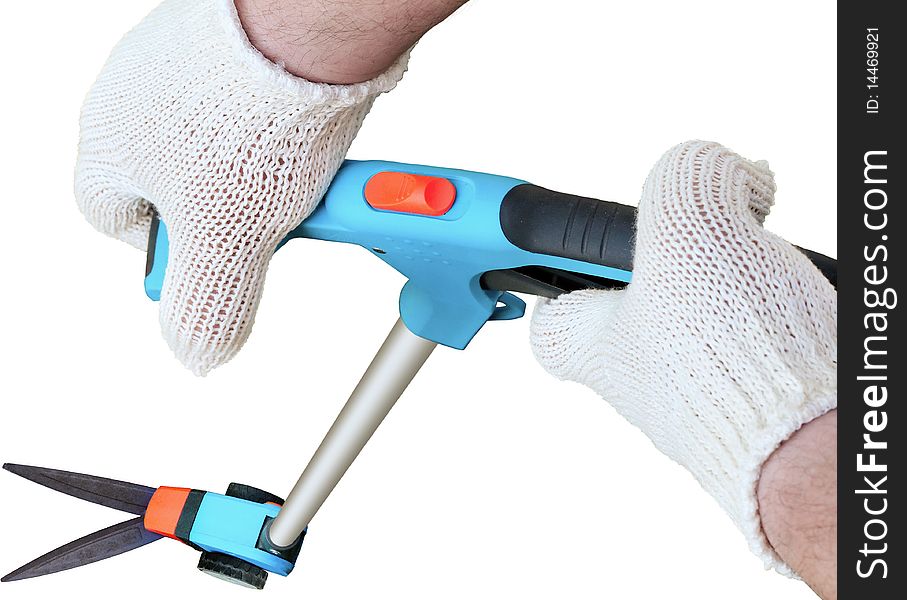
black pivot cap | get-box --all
[196,483,286,590]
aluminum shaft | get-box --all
[268,318,437,547]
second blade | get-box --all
[1,517,162,582]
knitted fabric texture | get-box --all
[530,141,837,574]
[75,0,409,375]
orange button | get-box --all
[364,172,456,216]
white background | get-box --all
[0,1,835,599]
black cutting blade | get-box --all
[2,464,156,516]
[1,517,162,582]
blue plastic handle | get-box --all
[145,160,632,349]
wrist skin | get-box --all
[234,0,467,83]
[758,410,837,599]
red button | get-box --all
[364,172,456,216]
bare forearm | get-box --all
[758,410,837,600]
[235,0,467,83]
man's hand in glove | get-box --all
[531,141,837,598]
[74,0,464,375]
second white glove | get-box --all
[530,141,837,573]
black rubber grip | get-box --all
[500,184,636,271]
[499,184,837,289]
[797,247,838,289]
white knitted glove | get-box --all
[530,141,836,573]
[75,0,408,375]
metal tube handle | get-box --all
[268,319,437,547]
